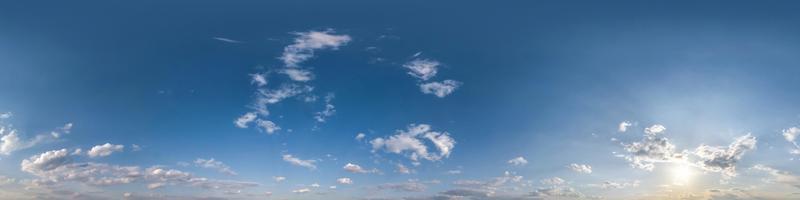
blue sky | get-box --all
[2,1,800,199]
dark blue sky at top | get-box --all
[3,0,800,198]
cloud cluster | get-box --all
[402,56,462,98]
[568,163,592,174]
[280,29,351,68]
[370,124,455,164]
[508,156,528,166]
[622,124,685,171]
[693,134,757,178]
[783,127,800,154]
[1,120,73,155]
[343,163,377,174]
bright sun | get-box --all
[671,163,694,186]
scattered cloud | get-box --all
[568,163,592,174]
[194,158,237,176]
[508,156,528,166]
[694,134,757,178]
[377,180,426,192]
[273,176,286,182]
[355,133,366,141]
[541,177,565,185]
[419,80,462,98]
[589,180,640,189]
[280,29,351,68]
[87,143,124,158]
[622,124,685,171]
[751,165,800,189]
[282,154,317,170]
[292,188,311,194]
[336,177,353,185]
[343,163,377,174]
[783,127,800,154]
[404,58,439,81]
[618,121,632,132]
[314,94,336,123]
[234,112,257,128]
[370,124,456,163]
[396,164,412,174]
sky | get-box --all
[2,0,800,199]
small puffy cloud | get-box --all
[784,127,800,142]
[618,121,632,132]
[694,134,757,178]
[568,163,592,174]
[396,164,412,174]
[87,143,124,158]
[273,176,286,182]
[404,58,439,81]
[50,123,73,138]
[355,133,366,141]
[21,149,71,174]
[370,124,456,163]
[540,177,565,185]
[250,73,268,87]
[336,177,353,185]
[644,124,666,136]
[282,154,317,170]
[234,112,257,128]
[343,163,376,174]
[508,156,528,166]
[194,158,237,176]
[280,29,351,68]
[419,80,461,98]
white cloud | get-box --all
[292,188,311,193]
[0,112,11,119]
[282,154,316,170]
[618,121,632,132]
[568,163,592,174]
[310,183,320,188]
[446,170,462,175]
[21,149,143,187]
[336,177,353,185]
[404,58,439,81]
[280,29,351,68]
[194,158,237,176]
[396,164,412,174]
[531,186,585,199]
[131,144,142,151]
[0,122,54,155]
[377,180,426,192]
[751,165,800,189]
[343,163,376,174]
[234,112,257,128]
[50,123,73,138]
[213,37,242,43]
[508,156,528,166]
[314,94,335,123]
[250,73,267,87]
[87,143,124,158]
[419,80,461,98]
[540,177,565,185]
[589,180,640,189]
[784,127,800,142]
[370,124,456,163]
[622,124,685,171]
[694,133,757,178]
[255,119,281,134]
[281,68,314,82]
[273,176,286,182]
[144,167,258,190]
[355,133,366,141]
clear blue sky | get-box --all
[2,1,800,199]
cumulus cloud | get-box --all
[343,163,377,174]
[694,134,757,178]
[50,123,73,138]
[404,58,439,81]
[419,80,462,98]
[292,188,311,193]
[1,121,60,155]
[255,119,281,134]
[273,176,286,182]
[336,177,353,185]
[618,121,632,132]
[280,29,351,68]
[622,124,685,171]
[370,124,456,163]
[531,186,585,199]
[783,127,800,154]
[589,180,640,189]
[144,167,258,190]
[282,154,317,170]
[87,143,124,158]
[194,158,237,176]
[568,163,592,174]
[508,156,528,166]
[21,149,141,187]
[396,164,412,174]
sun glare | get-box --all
[671,163,694,186]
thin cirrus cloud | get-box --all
[194,158,238,176]
[282,154,317,170]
